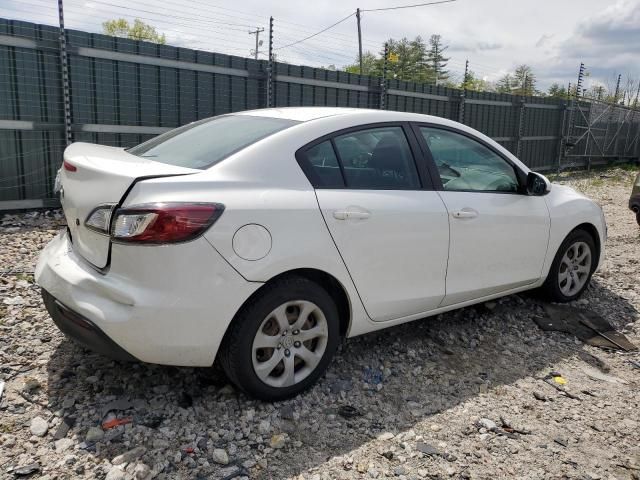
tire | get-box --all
[540,229,596,302]
[636,210,640,227]
[219,275,340,401]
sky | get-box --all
[2,0,639,92]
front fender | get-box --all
[541,184,606,279]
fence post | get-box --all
[57,0,72,146]
[515,98,525,159]
[458,92,465,124]
[585,101,592,170]
[556,103,567,173]
[380,42,388,110]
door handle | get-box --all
[333,208,371,220]
[451,208,478,219]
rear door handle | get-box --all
[333,208,371,220]
[452,208,478,219]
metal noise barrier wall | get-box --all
[1,18,639,209]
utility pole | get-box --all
[248,27,264,60]
[356,8,363,74]
[57,0,72,147]
[266,16,274,108]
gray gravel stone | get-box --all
[211,448,229,465]
[30,416,48,437]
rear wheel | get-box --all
[219,276,340,401]
[540,229,596,302]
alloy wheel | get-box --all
[251,300,329,388]
[558,241,592,296]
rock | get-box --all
[13,463,40,476]
[378,432,395,441]
[85,375,99,384]
[105,466,126,480]
[477,418,497,431]
[484,301,497,310]
[3,295,25,305]
[416,442,440,456]
[258,420,271,435]
[270,434,287,449]
[30,416,48,437]
[133,463,152,480]
[55,438,75,453]
[212,448,229,465]
[393,466,407,476]
[112,446,146,465]
[86,426,105,443]
[279,405,295,420]
[53,417,75,440]
[23,378,41,392]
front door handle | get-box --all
[451,208,478,219]
[333,208,371,220]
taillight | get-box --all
[110,203,224,244]
[85,205,115,234]
[63,160,77,172]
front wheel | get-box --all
[219,276,340,401]
[540,229,596,302]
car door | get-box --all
[415,125,550,307]
[296,124,449,322]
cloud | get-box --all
[540,0,640,86]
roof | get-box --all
[237,107,373,122]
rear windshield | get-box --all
[128,115,299,169]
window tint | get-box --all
[420,127,519,192]
[128,115,299,169]
[303,141,345,188]
[333,127,420,189]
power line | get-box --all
[274,12,355,50]
[361,0,457,12]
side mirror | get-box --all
[526,171,551,196]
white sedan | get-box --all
[36,107,606,400]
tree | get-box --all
[102,18,166,44]
[513,64,536,95]
[496,73,514,93]
[460,70,488,92]
[345,51,382,76]
[426,34,449,85]
[547,83,568,99]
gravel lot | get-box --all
[1,166,639,480]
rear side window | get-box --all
[297,126,421,190]
[304,141,345,188]
[128,115,299,169]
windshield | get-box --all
[128,115,300,169]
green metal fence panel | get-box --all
[0,18,638,206]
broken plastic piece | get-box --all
[101,416,133,430]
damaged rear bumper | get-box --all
[41,289,137,362]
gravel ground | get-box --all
[1,166,639,480]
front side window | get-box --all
[128,115,299,169]
[419,127,520,192]
[333,126,420,189]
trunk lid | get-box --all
[60,142,197,268]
